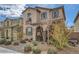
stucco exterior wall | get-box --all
[22,7,65,41]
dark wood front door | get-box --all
[36,26,43,41]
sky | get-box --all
[0,4,79,28]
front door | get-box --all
[36,26,43,41]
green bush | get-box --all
[48,37,55,45]
[20,40,26,43]
[32,41,38,46]
[24,44,32,53]
[13,41,19,46]
[0,39,6,44]
[32,47,41,54]
[47,48,57,54]
[4,41,12,45]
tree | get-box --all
[49,20,71,49]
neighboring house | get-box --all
[3,17,23,41]
[74,12,79,32]
[69,12,79,41]
[0,21,4,39]
[22,6,66,42]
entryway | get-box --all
[36,26,43,41]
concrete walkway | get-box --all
[0,47,21,53]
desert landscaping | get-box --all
[0,39,79,54]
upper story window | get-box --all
[27,13,32,22]
[27,13,32,18]
[41,12,47,19]
[26,27,32,36]
[7,21,9,26]
[52,10,59,18]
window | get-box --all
[52,10,59,18]
[27,13,32,18]
[27,13,32,22]
[7,21,9,26]
[41,12,47,19]
[26,27,32,35]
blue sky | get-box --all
[0,4,79,28]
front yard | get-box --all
[0,41,57,54]
[0,40,79,54]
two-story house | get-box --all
[4,17,23,41]
[0,21,4,39]
[22,6,66,42]
[74,12,79,32]
[70,12,79,40]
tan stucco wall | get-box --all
[22,7,65,41]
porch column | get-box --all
[33,26,36,41]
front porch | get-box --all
[30,25,49,42]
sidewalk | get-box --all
[0,47,21,53]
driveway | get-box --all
[0,47,21,53]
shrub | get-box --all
[4,41,12,45]
[32,41,38,46]
[47,48,57,54]
[25,39,28,41]
[20,40,26,43]
[48,37,54,45]
[28,39,32,42]
[32,47,41,54]
[13,41,19,46]
[24,44,32,53]
[0,39,6,44]
[28,38,32,42]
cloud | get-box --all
[25,4,49,8]
[0,4,26,18]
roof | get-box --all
[35,6,64,10]
[22,6,64,13]
[74,12,79,23]
[4,17,23,22]
[22,6,66,20]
